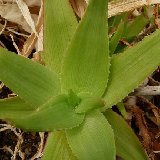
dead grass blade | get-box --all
[85,0,160,17]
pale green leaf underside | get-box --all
[43,131,77,160]
[62,0,110,96]
[0,95,85,131]
[66,110,115,160]
[104,30,160,109]
[43,0,77,74]
[0,49,60,107]
[0,97,34,111]
[105,110,149,160]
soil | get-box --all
[0,122,47,160]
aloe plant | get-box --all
[0,0,160,159]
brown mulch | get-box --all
[124,69,160,160]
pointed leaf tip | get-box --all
[62,0,110,96]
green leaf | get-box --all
[103,30,160,109]
[43,0,78,74]
[43,131,77,160]
[0,95,85,131]
[109,21,125,55]
[123,14,149,41]
[66,110,116,160]
[108,13,127,32]
[67,90,81,107]
[0,49,60,107]
[116,102,128,119]
[105,110,149,160]
[0,97,34,111]
[75,97,104,113]
[62,0,110,96]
